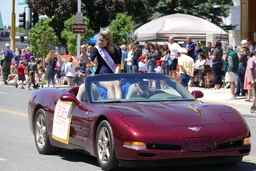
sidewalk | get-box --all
[189,86,251,108]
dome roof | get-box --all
[135,13,228,41]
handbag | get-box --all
[163,58,173,67]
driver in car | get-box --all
[126,80,157,99]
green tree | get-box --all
[29,18,59,58]
[27,0,235,39]
[109,13,136,45]
[27,0,146,32]
[61,15,94,56]
[146,0,233,31]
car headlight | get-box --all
[123,141,147,150]
[243,137,251,145]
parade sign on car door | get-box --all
[52,100,75,144]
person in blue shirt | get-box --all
[2,43,13,84]
[183,37,195,59]
[193,42,204,62]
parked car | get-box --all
[28,73,251,170]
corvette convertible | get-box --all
[28,73,251,170]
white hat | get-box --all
[5,43,10,47]
[241,40,247,44]
[179,48,187,54]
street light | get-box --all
[19,12,26,29]
[30,10,39,28]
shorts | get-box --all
[225,71,237,82]
[18,75,25,81]
[170,58,177,71]
[180,74,191,87]
[66,76,73,79]
[56,70,61,78]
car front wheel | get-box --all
[96,120,118,170]
[34,108,60,154]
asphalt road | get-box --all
[0,84,256,171]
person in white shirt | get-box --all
[168,36,182,80]
[124,44,134,73]
[195,52,206,69]
[194,52,207,87]
[138,56,147,73]
[154,60,163,89]
[65,57,76,86]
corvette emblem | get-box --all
[188,127,201,131]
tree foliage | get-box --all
[147,0,232,30]
[29,18,59,58]
[61,16,95,56]
[27,0,235,45]
[109,13,136,46]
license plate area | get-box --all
[186,138,214,152]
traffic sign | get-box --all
[18,0,27,5]
[72,23,86,34]
[76,12,83,23]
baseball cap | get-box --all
[241,40,247,44]
[138,56,145,59]
[156,60,162,64]
[5,43,10,47]
[247,38,252,42]
[226,45,233,51]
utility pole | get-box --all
[11,0,16,51]
[76,0,81,62]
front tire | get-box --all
[96,120,118,170]
[34,109,60,154]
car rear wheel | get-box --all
[34,109,60,154]
[96,120,118,171]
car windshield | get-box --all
[85,73,195,103]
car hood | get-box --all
[109,101,241,126]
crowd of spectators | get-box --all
[1,32,256,104]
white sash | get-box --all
[95,46,116,73]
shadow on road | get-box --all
[57,149,256,171]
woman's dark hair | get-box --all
[214,40,222,50]
[148,43,155,51]
[198,52,205,59]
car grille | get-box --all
[217,140,243,149]
[147,144,182,151]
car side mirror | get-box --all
[191,90,204,99]
[60,94,88,111]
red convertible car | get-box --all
[28,73,251,170]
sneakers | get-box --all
[15,83,18,88]
[250,106,255,113]
[26,87,32,90]
[227,95,236,100]
[21,87,25,89]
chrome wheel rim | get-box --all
[97,126,111,164]
[35,114,47,149]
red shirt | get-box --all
[17,65,26,76]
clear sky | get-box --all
[1,1,27,27]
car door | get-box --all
[69,104,89,147]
